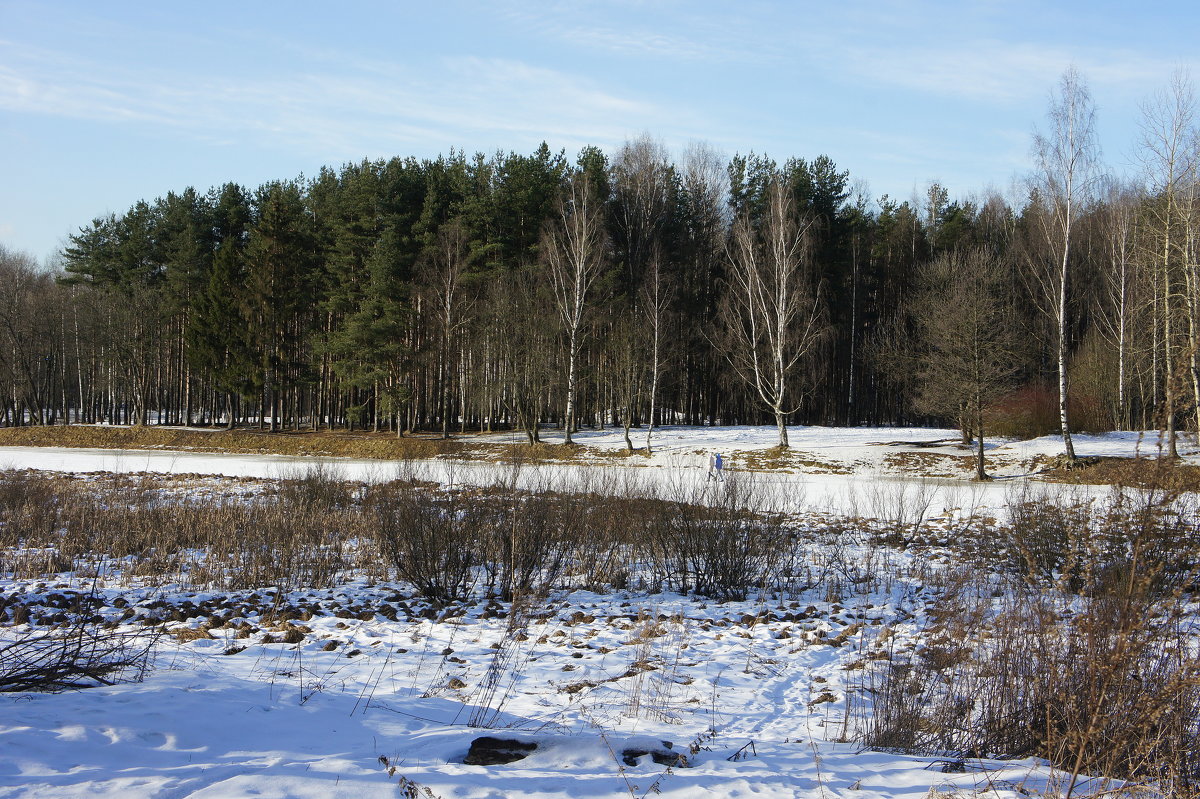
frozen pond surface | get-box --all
[0,424,1188,519]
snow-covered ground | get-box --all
[1,582,1095,799]
[0,425,1187,798]
[1,424,1189,520]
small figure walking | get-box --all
[708,452,724,481]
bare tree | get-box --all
[609,310,646,452]
[419,218,475,439]
[680,141,730,425]
[718,182,826,448]
[543,173,609,445]
[1095,179,1142,429]
[488,270,555,444]
[1138,70,1198,455]
[1033,66,1099,463]
[0,247,64,426]
[640,247,674,453]
[911,247,1023,480]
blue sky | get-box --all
[2,1,1197,262]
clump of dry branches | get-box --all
[852,486,1200,795]
[0,621,159,692]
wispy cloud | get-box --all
[520,20,727,62]
[843,40,1191,104]
[0,38,697,161]
[494,2,770,65]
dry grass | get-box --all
[882,451,976,477]
[1040,455,1200,492]
[0,465,799,604]
[468,440,652,466]
[734,446,851,473]
[851,487,1200,795]
[0,425,655,468]
[0,425,467,460]
[0,469,376,590]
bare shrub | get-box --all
[0,603,159,692]
[861,474,937,539]
[0,470,74,578]
[368,481,481,606]
[0,470,367,591]
[984,384,1062,439]
[853,488,1200,793]
[991,482,1199,598]
[276,461,358,511]
[191,503,360,591]
[483,485,581,602]
[999,483,1096,587]
[0,469,60,533]
[645,474,793,601]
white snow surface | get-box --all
[0,425,1182,798]
[0,424,1189,520]
[0,584,1085,799]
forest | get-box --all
[2,71,1196,454]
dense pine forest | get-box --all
[2,74,1197,449]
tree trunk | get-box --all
[564,330,578,445]
[975,399,987,481]
[1057,242,1076,462]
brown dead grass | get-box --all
[736,446,851,473]
[1040,455,1200,491]
[882,451,975,477]
[469,440,652,466]
[0,424,661,467]
[0,425,466,461]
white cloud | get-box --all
[832,36,1198,105]
[0,38,699,162]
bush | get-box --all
[481,487,581,602]
[645,475,792,601]
[276,461,357,511]
[985,385,1061,439]
[368,482,482,606]
[852,489,1200,792]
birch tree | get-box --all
[640,248,674,453]
[1138,71,1198,455]
[612,134,673,296]
[420,218,474,438]
[543,172,609,445]
[719,182,826,448]
[1096,179,1140,429]
[1033,66,1098,463]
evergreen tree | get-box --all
[245,180,317,431]
[188,183,254,428]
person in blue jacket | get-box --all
[708,452,724,481]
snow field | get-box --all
[2,579,1078,799]
[2,425,1192,798]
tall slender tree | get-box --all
[719,182,827,448]
[245,181,316,431]
[1033,66,1098,463]
[419,218,475,438]
[1138,70,1198,456]
[543,170,609,445]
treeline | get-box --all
[1,73,1196,445]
